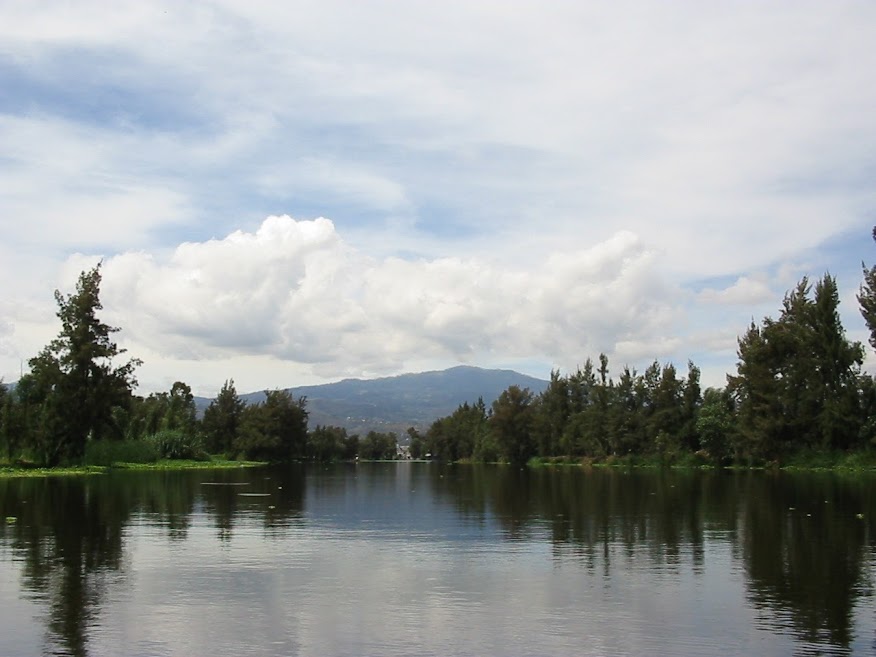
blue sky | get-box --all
[1,1,875,396]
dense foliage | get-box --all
[0,268,315,466]
[422,269,875,467]
[11,266,141,466]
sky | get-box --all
[1,1,875,397]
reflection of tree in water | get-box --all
[740,474,875,652]
[199,465,306,541]
[429,466,717,570]
[0,476,129,657]
[134,470,201,540]
[0,467,307,656]
[428,466,875,653]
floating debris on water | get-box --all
[5,517,16,524]
[238,493,271,497]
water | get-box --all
[0,464,874,656]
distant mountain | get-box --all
[195,366,548,437]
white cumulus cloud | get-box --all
[698,276,775,306]
[82,216,683,389]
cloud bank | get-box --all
[1,2,874,392]
[87,216,677,384]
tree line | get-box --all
[0,266,400,466]
[3,228,876,468]
[414,232,876,466]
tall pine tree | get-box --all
[27,265,141,465]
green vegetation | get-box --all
[0,263,401,473]
[419,230,876,471]
[0,465,107,478]
[105,459,264,470]
[4,229,876,474]
[0,459,263,478]
[84,438,159,466]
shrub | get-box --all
[85,439,159,466]
[146,430,206,460]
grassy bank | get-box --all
[0,458,266,478]
[0,465,107,478]
[108,459,266,471]
[525,450,876,472]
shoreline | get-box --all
[0,459,267,478]
[3,456,876,477]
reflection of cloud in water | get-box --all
[0,465,874,655]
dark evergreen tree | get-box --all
[534,370,570,457]
[607,365,645,454]
[307,425,349,461]
[679,361,702,452]
[162,381,197,435]
[728,321,782,460]
[359,431,398,460]
[407,427,425,459]
[202,379,245,454]
[729,274,863,459]
[858,226,876,352]
[0,383,10,461]
[645,363,683,457]
[561,361,597,456]
[810,275,864,450]
[424,398,488,461]
[491,385,535,465]
[696,388,735,462]
[27,266,140,465]
[235,390,308,461]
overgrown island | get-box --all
[4,228,876,474]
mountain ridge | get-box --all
[196,365,548,436]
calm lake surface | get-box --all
[1,463,874,656]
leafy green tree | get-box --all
[607,365,645,455]
[811,275,865,450]
[729,275,863,459]
[855,374,876,447]
[0,383,11,461]
[407,427,425,459]
[858,226,876,352]
[561,361,597,456]
[122,381,198,444]
[359,431,397,459]
[649,362,684,456]
[424,416,449,459]
[728,321,783,460]
[162,381,197,434]
[125,393,165,440]
[343,432,360,460]
[202,379,245,454]
[534,370,570,457]
[235,390,308,461]
[491,385,535,465]
[678,361,702,452]
[472,423,501,462]
[425,399,488,461]
[27,266,141,465]
[567,360,596,415]
[307,425,349,461]
[696,388,735,462]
